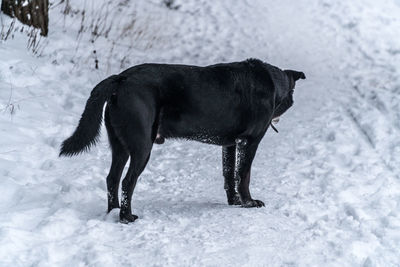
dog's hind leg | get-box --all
[119,142,152,223]
[118,115,155,223]
[222,145,241,205]
[105,105,129,212]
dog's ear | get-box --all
[284,70,306,81]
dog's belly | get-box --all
[168,133,236,146]
[181,133,236,146]
[158,117,238,146]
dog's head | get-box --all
[272,70,306,119]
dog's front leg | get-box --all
[235,138,265,208]
[222,145,241,205]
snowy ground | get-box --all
[1,0,400,266]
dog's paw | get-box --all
[241,199,265,208]
[119,213,139,224]
[227,194,242,205]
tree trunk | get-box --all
[1,0,49,36]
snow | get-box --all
[1,0,400,266]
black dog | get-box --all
[60,59,305,223]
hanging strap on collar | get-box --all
[270,123,279,133]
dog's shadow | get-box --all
[138,199,229,215]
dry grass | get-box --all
[1,0,174,71]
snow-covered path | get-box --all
[1,0,400,266]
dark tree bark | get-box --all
[1,0,49,36]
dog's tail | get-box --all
[59,75,126,157]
